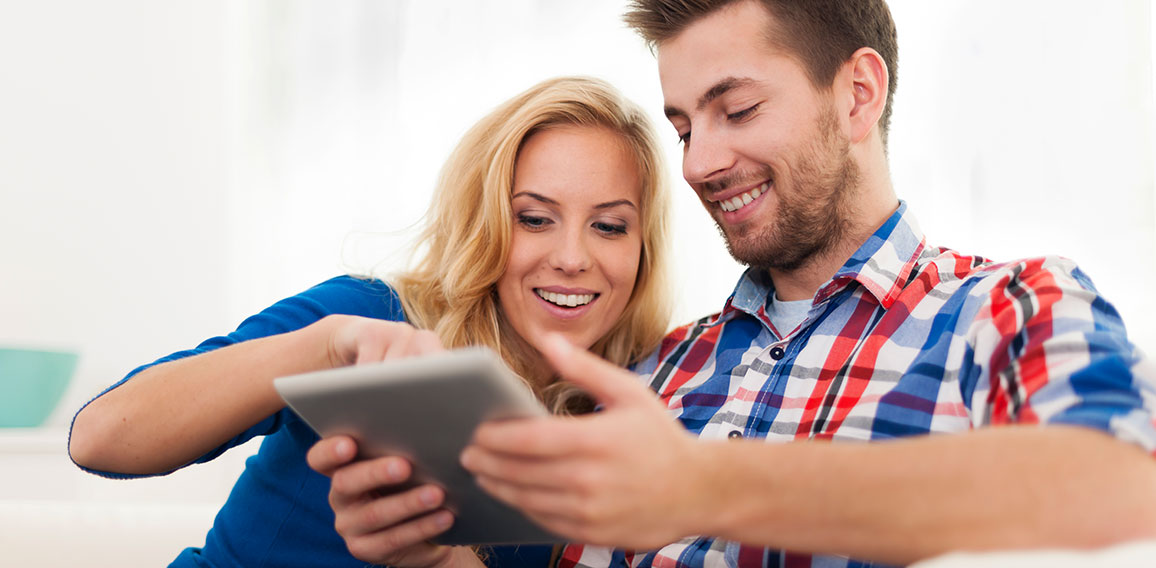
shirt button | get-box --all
[769,346,786,360]
[728,430,743,439]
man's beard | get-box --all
[710,106,860,271]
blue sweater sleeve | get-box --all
[71,275,407,477]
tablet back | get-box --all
[274,347,562,545]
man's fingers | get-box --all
[469,415,604,458]
[461,443,584,489]
[474,473,578,517]
[539,333,656,408]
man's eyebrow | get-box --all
[664,76,759,119]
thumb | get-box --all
[539,333,655,408]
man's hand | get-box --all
[307,436,483,568]
[460,334,707,549]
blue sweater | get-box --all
[73,276,552,568]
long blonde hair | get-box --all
[392,76,671,409]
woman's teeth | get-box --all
[718,182,767,213]
[536,289,595,307]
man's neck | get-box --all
[769,195,900,302]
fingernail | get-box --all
[459,448,475,469]
[386,459,405,481]
[335,439,355,460]
[433,511,453,529]
[420,487,440,507]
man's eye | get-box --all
[727,104,759,122]
[677,131,691,145]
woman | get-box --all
[68,76,671,567]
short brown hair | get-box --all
[625,0,899,146]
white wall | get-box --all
[889,0,1156,352]
[2,0,1154,425]
[0,0,235,422]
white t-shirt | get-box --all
[766,293,811,336]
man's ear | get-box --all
[842,47,888,145]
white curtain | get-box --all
[229,0,1156,349]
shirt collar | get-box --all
[712,201,926,327]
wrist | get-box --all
[302,313,353,370]
[685,439,757,539]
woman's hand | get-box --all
[308,436,484,568]
[321,315,447,368]
[313,317,478,565]
[312,318,474,565]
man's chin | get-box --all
[725,233,818,271]
[723,236,770,267]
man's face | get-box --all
[657,1,859,271]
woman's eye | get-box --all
[517,214,551,230]
[726,104,759,122]
[593,221,628,236]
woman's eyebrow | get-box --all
[511,191,558,205]
[512,192,637,211]
[595,199,638,211]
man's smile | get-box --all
[716,181,768,213]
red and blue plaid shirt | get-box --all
[560,202,1156,568]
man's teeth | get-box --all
[536,289,595,307]
[718,183,767,213]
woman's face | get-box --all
[497,125,644,359]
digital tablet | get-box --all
[273,346,562,545]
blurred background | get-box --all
[1,0,1154,565]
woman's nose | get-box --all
[548,230,592,274]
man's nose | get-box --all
[682,125,736,185]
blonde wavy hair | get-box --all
[391,76,671,412]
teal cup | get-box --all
[0,348,79,427]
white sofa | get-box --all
[5,428,1154,567]
[0,428,254,567]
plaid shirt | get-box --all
[560,202,1156,568]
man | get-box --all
[310,1,1156,566]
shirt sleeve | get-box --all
[70,275,407,477]
[965,257,1156,455]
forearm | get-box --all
[70,317,339,474]
[698,426,1156,564]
